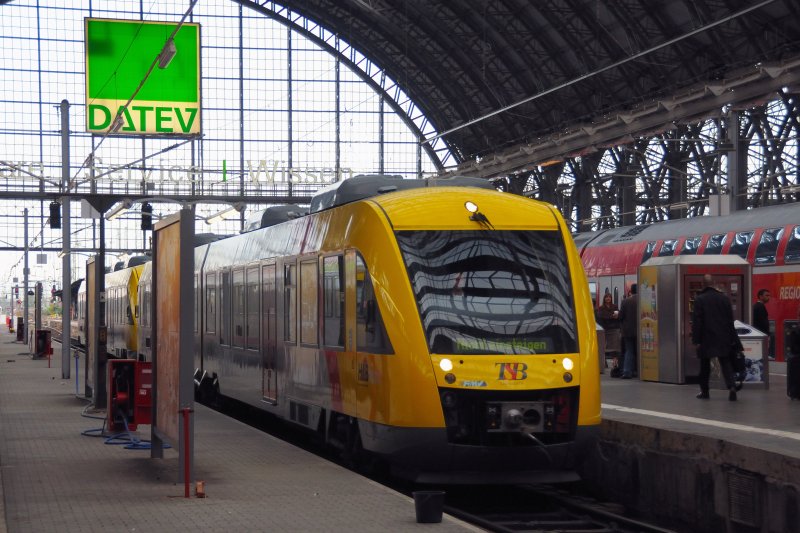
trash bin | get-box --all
[413,490,445,523]
[710,320,768,390]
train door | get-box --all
[597,276,626,308]
[261,262,277,403]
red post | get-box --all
[181,407,193,498]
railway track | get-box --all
[439,484,677,532]
[217,396,677,533]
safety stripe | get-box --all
[602,403,800,442]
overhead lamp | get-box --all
[205,203,243,225]
[106,200,133,221]
[158,39,177,69]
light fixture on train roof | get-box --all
[464,200,491,226]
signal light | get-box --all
[141,203,153,231]
[49,201,61,229]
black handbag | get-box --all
[731,347,746,375]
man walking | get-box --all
[691,274,742,401]
[618,283,638,379]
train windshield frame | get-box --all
[395,230,579,355]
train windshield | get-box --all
[395,230,578,355]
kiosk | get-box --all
[637,255,751,384]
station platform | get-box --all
[588,361,800,533]
[0,334,477,533]
[600,361,800,461]
[2,329,799,533]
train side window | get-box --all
[300,260,319,346]
[704,233,727,255]
[680,236,701,255]
[142,282,151,328]
[641,242,656,264]
[232,269,245,348]
[355,254,393,354]
[205,273,216,334]
[728,231,754,259]
[658,239,677,256]
[246,267,259,350]
[220,271,231,345]
[284,262,297,343]
[323,255,345,348]
[755,227,784,265]
[785,226,800,264]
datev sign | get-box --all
[85,18,200,135]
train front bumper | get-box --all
[360,421,600,485]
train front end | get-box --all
[368,188,600,484]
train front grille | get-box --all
[438,387,578,446]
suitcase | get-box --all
[788,354,800,400]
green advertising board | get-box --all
[85,18,200,135]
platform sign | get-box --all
[151,209,195,485]
[84,18,201,135]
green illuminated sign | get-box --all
[85,18,201,135]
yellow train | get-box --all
[186,176,601,483]
[76,175,602,483]
[71,257,147,359]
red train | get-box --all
[573,201,800,361]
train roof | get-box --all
[309,174,496,213]
[574,201,800,248]
[242,205,309,233]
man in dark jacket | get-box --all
[752,288,771,357]
[617,283,638,379]
[691,274,742,401]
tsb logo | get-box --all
[496,362,528,380]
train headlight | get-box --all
[562,357,574,371]
[439,358,453,372]
[563,372,573,383]
[464,201,479,213]
[444,372,456,384]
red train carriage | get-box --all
[575,202,800,361]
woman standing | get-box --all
[596,293,621,371]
